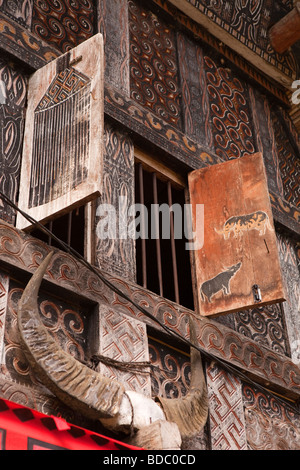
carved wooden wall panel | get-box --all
[176,32,213,148]
[97,305,151,396]
[0,59,27,225]
[243,383,300,450]
[166,0,298,83]
[129,0,182,129]
[0,0,33,28]
[95,122,135,282]
[3,280,89,387]
[31,0,95,52]
[0,12,59,70]
[97,0,130,93]
[250,88,284,199]
[104,85,221,171]
[149,336,209,450]
[149,336,190,399]
[0,223,298,401]
[0,272,8,365]
[272,110,300,209]
[233,304,290,357]
[277,231,300,364]
[206,361,247,450]
[203,53,256,161]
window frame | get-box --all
[134,147,195,310]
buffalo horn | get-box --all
[155,318,208,438]
[17,251,125,420]
[17,252,208,437]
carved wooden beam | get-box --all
[269,4,300,54]
[165,0,296,88]
[0,11,59,69]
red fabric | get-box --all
[0,399,141,450]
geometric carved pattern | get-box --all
[149,337,209,450]
[36,67,90,110]
[233,303,290,357]
[0,0,33,28]
[0,59,27,224]
[95,122,135,282]
[276,231,300,364]
[272,111,300,208]
[98,305,151,396]
[168,0,298,80]
[129,0,182,128]
[204,55,256,161]
[149,337,191,399]
[31,0,95,52]
[243,383,300,450]
[3,280,88,387]
[206,361,247,450]
[0,273,8,364]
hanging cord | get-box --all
[0,190,299,415]
[90,354,178,377]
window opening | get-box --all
[134,157,194,310]
[30,205,86,258]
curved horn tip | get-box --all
[155,315,208,439]
[19,251,54,307]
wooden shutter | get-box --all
[188,153,286,317]
[16,34,104,230]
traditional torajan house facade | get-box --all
[0,0,299,451]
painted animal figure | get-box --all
[215,211,272,239]
[200,262,242,303]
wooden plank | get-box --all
[188,153,286,317]
[16,33,104,230]
[269,4,300,54]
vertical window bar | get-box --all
[167,181,180,304]
[139,163,147,289]
[48,220,53,246]
[152,172,163,297]
[67,211,72,246]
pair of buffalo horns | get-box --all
[17,251,208,439]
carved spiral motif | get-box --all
[204,56,256,160]
[243,383,300,450]
[129,0,182,128]
[32,0,94,52]
[5,283,87,384]
[149,339,191,399]
[235,304,289,356]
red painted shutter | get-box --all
[16,34,104,230]
[188,153,286,317]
